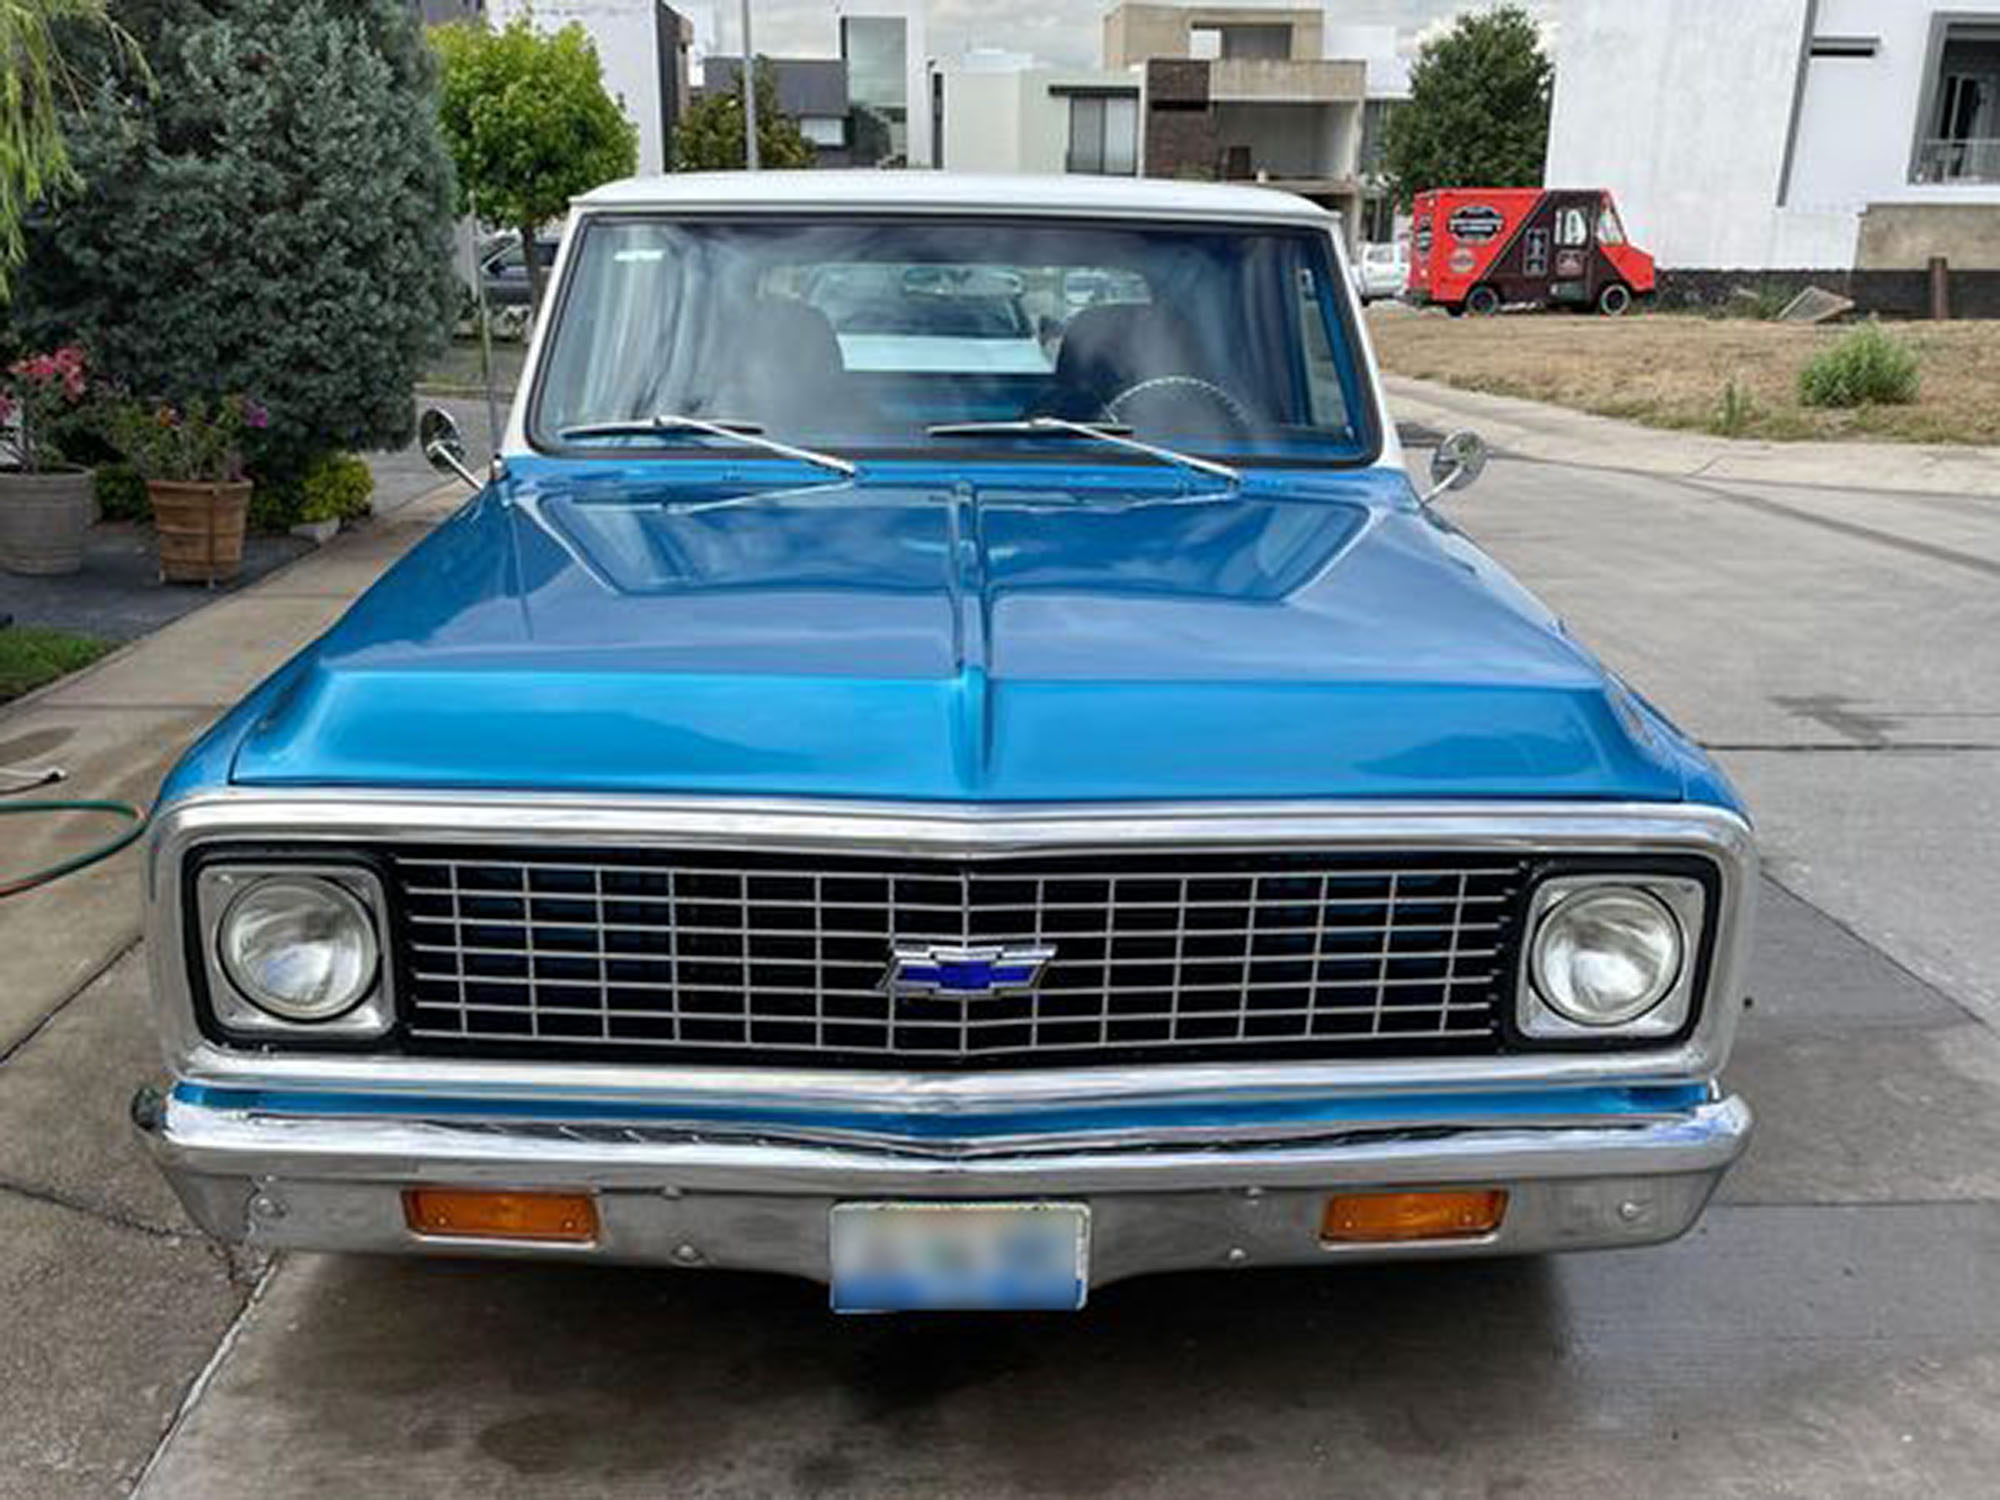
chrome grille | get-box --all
[389,848,1532,1068]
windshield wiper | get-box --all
[558,414,857,478]
[926,417,1241,489]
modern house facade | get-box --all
[836,1,932,168]
[1102,3,1366,235]
[1547,0,2000,311]
[930,53,1144,177]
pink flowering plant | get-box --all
[0,346,92,473]
[105,395,269,484]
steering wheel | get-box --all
[1103,375,1254,436]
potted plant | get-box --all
[107,395,267,584]
[0,347,95,575]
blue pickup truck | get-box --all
[136,173,1754,1313]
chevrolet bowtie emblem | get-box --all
[885,943,1056,997]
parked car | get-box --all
[1352,240,1409,304]
[136,172,1754,1314]
[1407,187,1655,316]
[474,230,560,310]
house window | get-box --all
[1067,94,1138,175]
[1914,20,2000,183]
[799,115,846,149]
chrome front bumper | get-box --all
[137,1086,1751,1286]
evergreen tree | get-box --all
[1382,6,1552,204]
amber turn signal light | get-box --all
[1321,1189,1507,1244]
[403,1188,598,1244]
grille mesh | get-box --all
[388,847,1532,1069]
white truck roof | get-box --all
[574,171,1336,227]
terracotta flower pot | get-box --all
[149,478,252,584]
[0,466,94,576]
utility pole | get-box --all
[740,0,760,170]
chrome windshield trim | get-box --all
[146,793,1756,1111]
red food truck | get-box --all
[1406,187,1654,316]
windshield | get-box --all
[532,215,1375,464]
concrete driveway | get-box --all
[5,450,1999,1497]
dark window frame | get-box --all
[1908,12,2000,184]
[1064,92,1140,176]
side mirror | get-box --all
[419,406,479,489]
[1423,428,1489,503]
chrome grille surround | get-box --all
[391,848,1533,1067]
[145,793,1757,1112]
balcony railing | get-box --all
[1913,137,2000,184]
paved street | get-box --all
[3,441,1999,1496]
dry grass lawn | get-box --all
[1367,308,2000,446]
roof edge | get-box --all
[573,170,1337,224]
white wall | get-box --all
[939,70,1031,173]
[490,0,664,174]
[1547,0,1815,268]
[1549,0,2000,270]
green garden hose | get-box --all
[0,799,149,899]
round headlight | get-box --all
[218,876,379,1022]
[1530,885,1683,1027]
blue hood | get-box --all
[221,461,1698,802]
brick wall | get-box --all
[1143,59,1217,180]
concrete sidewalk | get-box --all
[1386,373,2000,498]
[0,479,462,1499]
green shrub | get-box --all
[92,460,149,521]
[247,450,374,532]
[11,1,459,476]
[1710,378,1758,437]
[298,451,374,524]
[1798,323,1920,408]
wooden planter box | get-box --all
[149,479,251,584]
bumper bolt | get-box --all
[1226,1247,1248,1264]
[672,1242,703,1265]
[249,1190,286,1223]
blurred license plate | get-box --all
[829,1203,1090,1313]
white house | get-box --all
[931,52,1144,177]
[1547,0,2000,278]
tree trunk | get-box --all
[521,222,548,317]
